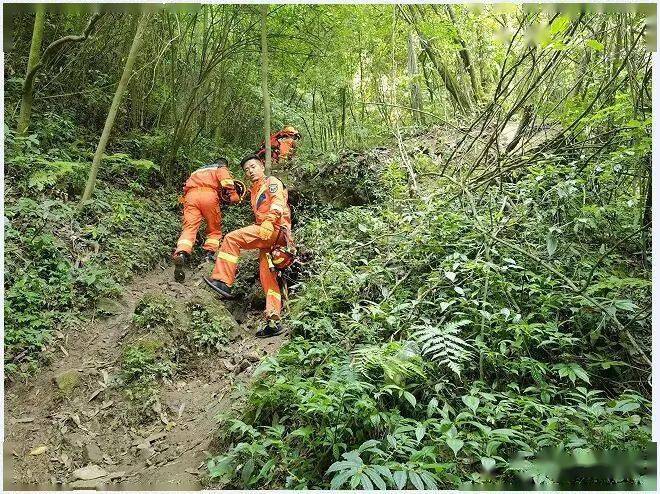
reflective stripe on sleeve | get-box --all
[220,179,234,187]
[217,251,239,264]
[177,239,194,247]
[204,238,220,246]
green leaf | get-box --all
[330,470,353,490]
[445,271,457,282]
[462,395,480,413]
[481,457,496,471]
[258,458,275,480]
[365,468,386,490]
[327,460,356,474]
[371,465,392,481]
[446,438,464,455]
[427,397,439,417]
[415,423,426,442]
[586,39,604,51]
[409,470,425,490]
[393,470,407,489]
[403,391,417,408]
[241,458,254,485]
[571,363,590,384]
[358,439,381,453]
[419,470,439,489]
[614,299,637,311]
[613,401,640,413]
[546,234,558,257]
[549,15,570,35]
[208,456,233,479]
[290,425,313,438]
[360,472,374,490]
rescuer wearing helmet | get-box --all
[203,155,294,338]
[172,157,246,282]
[256,125,301,164]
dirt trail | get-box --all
[4,257,287,490]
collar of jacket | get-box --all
[250,176,265,191]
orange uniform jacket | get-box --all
[211,175,293,319]
[174,164,241,254]
[257,131,298,162]
[183,164,239,200]
[250,176,292,230]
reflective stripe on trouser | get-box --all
[174,188,222,254]
[211,224,282,318]
[260,251,282,318]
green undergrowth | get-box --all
[4,113,257,379]
[119,292,238,422]
[207,142,651,489]
[120,294,181,417]
[4,121,180,378]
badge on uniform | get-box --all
[269,184,278,193]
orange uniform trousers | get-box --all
[211,225,283,319]
[175,187,223,254]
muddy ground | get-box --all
[4,256,287,490]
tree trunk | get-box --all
[79,14,148,206]
[406,6,470,112]
[358,32,366,121]
[504,104,533,153]
[340,86,346,147]
[420,52,435,102]
[407,31,424,124]
[260,5,272,175]
[17,5,45,135]
[640,155,651,266]
[18,12,103,135]
[572,48,591,99]
[446,5,483,102]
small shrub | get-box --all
[187,301,231,352]
[132,293,178,330]
[121,338,175,383]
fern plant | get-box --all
[411,319,472,376]
[326,440,391,490]
[351,341,426,384]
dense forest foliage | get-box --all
[4,3,654,490]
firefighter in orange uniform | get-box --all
[256,126,301,163]
[204,155,293,338]
[173,157,245,282]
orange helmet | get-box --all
[220,179,247,203]
[282,126,301,139]
[270,245,296,271]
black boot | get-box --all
[256,319,284,338]
[203,251,216,263]
[203,277,234,299]
[173,252,189,282]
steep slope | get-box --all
[4,258,287,490]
